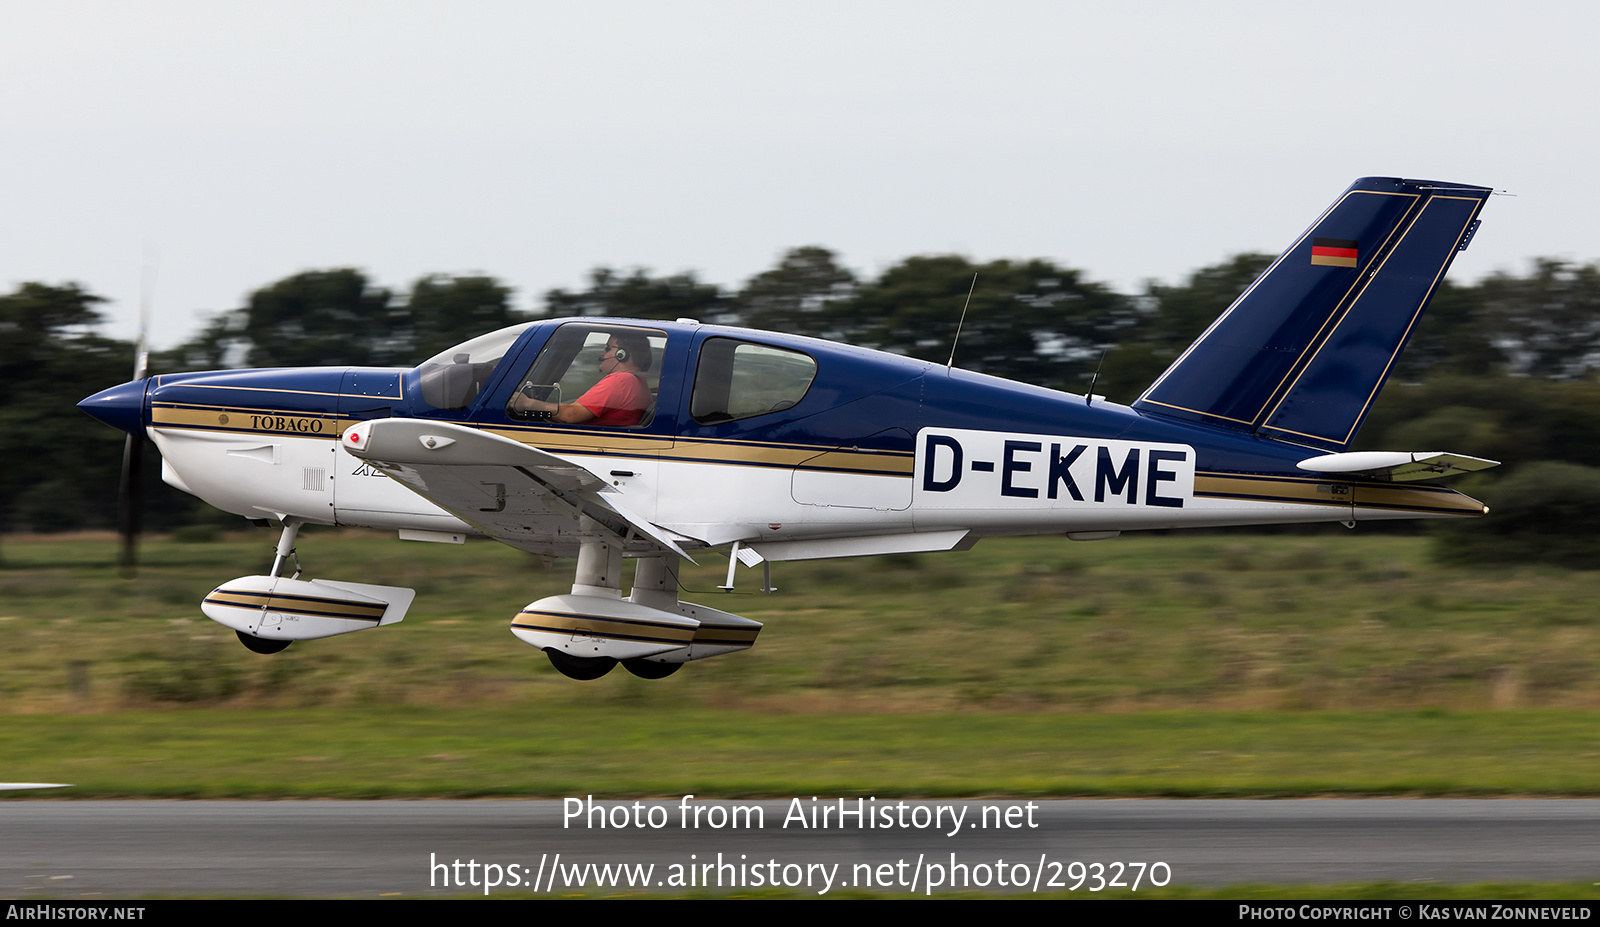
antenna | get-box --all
[946,273,978,370]
[1084,347,1107,406]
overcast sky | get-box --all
[3,1,1594,350]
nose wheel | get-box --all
[236,631,291,654]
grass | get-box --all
[3,529,1600,799]
[3,529,1600,715]
[4,707,1600,798]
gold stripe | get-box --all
[205,591,386,621]
[514,611,757,647]
[693,625,760,645]
[1193,473,1484,516]
[1237,189,1418,426]
[485,426,915,474]
[1259,198,1437,437]
[209,588,387,613]
[152,403,388,439]
[489,425,916,471]
[669,431,915,453]
[797,447,915,476]
[515,611,697,645]
[204,592,270,609]
[1353,482,1486,515]
[151,379,404,400]
[152,404,341,438]
[1194,474,1350,506]
[149,406,915,475]
[206,599,386,622]
[484,427,673,456]
[154,401,914,473]
[1332,196,1485,447]
[1134,397,1258,427]
[492,421,921,457]
[670,440,913,474]
[1310,254,1358,267]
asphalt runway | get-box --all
[4,800,1598,897]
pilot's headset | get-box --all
[611,333,654,372]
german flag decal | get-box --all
[1311,237,1358,268]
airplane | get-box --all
[78,176,1500,680]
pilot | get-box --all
[511,332,653,426]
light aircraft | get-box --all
[79,176,1499,680]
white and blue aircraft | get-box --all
[80,176,1499,679]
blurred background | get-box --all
[5,2,1600,724]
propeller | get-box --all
[117,252,154,578]
[116,433,143,577]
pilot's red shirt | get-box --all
[576,371,650,426]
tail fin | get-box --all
[1133,176,1491,451]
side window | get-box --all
[691,338,817,425]
[506,323,667,427]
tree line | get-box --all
[9,247,1600,560]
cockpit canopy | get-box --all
[412,318,824,427]
[415,322,535,410]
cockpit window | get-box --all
[506,322,668,427]
[416,322,535,411]
[691,338,816,425]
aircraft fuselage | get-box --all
[103,317,1482,564]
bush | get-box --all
[1433,461,1600,568]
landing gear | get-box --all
[269,517,304,580]
[203,523,415,652]
[511,531,763,681]
[236,630,291,654]
[622,658,681,679]
[545,649,617,680]
[234,518,302,655]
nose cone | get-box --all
[78,379,149,437]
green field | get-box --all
[3,708,1600,798]
[3,529,1600,797]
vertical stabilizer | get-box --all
[1134,177,1491,451]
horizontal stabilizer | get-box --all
[1136,177,1492,450]
[1297,450,1500,482]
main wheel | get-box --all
[236,631,291,654]
[622,658,682,679]
[545,649,617,680]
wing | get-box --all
[340,418,696,561]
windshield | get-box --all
[415,322,535,410]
